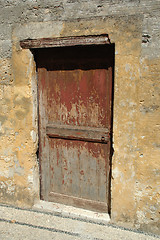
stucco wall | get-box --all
[0,0,160,235]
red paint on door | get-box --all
[36,44,113,212]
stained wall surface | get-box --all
[0,0,159,235]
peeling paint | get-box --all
[0,4,159,235]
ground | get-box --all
[0,203,159,240]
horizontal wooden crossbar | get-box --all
[46,124,110,143]
[48,192,108,213]
[20,34,110,49]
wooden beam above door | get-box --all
[20,34,110,49]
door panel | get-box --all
[47,68,111,127]
[48,139,109,201]
[37,45,113,212]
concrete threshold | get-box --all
[33,200,110,225]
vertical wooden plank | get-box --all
[38,68,50,200]
[49,139,62,194]
[98,144,108,202]
[79,143,88,199]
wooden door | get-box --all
[36,44,113,212]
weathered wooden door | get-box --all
[36,43,113,212]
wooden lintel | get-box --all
[20,34,110,49]
[46,124,110,143]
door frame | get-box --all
[20,34,114,214]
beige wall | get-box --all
[0,7,160,235]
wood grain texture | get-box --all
[46,124,110,143]
[49,192,108,212]
[37,44,113,212]
[20,34,110,49]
